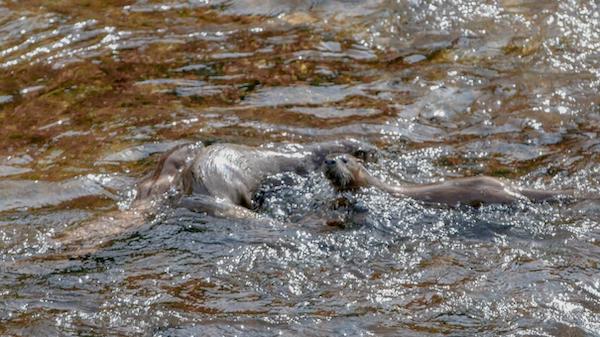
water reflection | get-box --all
[0,0,599,335]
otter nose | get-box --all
[325,159,336,166]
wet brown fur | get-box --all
[324,154,569,207]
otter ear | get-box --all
[353,148,379,163]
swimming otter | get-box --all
[175,140,378,217]
[56,139,377,249]
[324,154,568,206]
[52,142,203,249]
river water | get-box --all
[0,0,599,336]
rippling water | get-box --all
[0,1,599,336]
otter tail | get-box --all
[55,208,149,250]
[519,188,574,202]
[0,206,152,273]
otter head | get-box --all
[136,144,196,200]
[323,154,371,191]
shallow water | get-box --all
[0,0,599,336]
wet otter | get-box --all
[173,140,377,217]
[53,142,203,249]
[324,154,568,206]
[56,139,377,249]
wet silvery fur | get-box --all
[176,139,378,217]
[324,154,570,207]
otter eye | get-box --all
[341,157,348,164]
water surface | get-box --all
[0,0,599,336]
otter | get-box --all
[324,154,569,207]
[174,140,377,218]
[52,142,203,249]
[55,139,377,249]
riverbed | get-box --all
[0,1,599,336]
